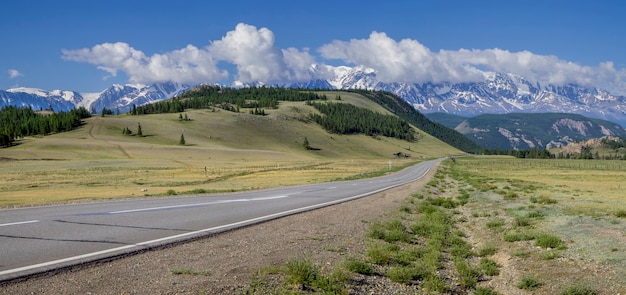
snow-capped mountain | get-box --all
[1,87,83,112]
[326,67,626,127]
[2,67,626,127]
[1,82,191,113]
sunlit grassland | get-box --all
[0,93,463,207]
[456,158,626,215]
[450,157,626,293]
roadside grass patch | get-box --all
[503,230,536,242]
[535,233,566,249]
[559,284,598,295]
[517,275,542,291]
[344,257,372,275]
[479,258,500,276]
[477,245,498,257]
[283,258,348,293]
[485,218,506,230]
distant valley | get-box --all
[427,112,626,150]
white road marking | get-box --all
[0,220,39,227]
[109,195,290,214]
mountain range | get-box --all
[2,66,626,130]
[426,112,626,150]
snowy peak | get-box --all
[1,82,192,113]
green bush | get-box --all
[477,245,498,257]
[517,275,542,290]
[479,258,500,276]
[513,216,532,227]
[454,258,480,288]
[366,243,393,265]
[344,257,372,275]
[386,266,421,284]
[165,189,177,196]
[486,218,506,229]
[284,259,316,286]
[503,230,535,242]
[422,274,447,293]
[535,233,565,249]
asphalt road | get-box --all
[0,159,440,281]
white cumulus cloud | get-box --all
[208,23,319,84]
[61,23,319,86]
[62,42,227,85]
[8,69,23,79]
[319,32,626,94]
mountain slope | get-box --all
[433,112,626,150]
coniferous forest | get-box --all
[307,101,416,141]
[351,90,482,153]
[130,86,326,115]
[0,106,91,147]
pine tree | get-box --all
[137,122,143,136]
[179,133,186,145]
[303,137,311,150]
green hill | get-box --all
[0,89,464,207]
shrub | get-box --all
[479,258,500,276]
[455,258,480,288]
[517,275,542,290]
[503,230,535,242]
[386,266,421,284]
[284,259,316,286]
[513,216,532,227]
[526,210,545,218]
[366,243,393,265]
[422,274,447,293]
[486,218,506,229]
[166,189,177,196]
[535,233,565,249]
[477,245,498,257]
[344,257,372,275]
[540,250,561,260]
[393,245,422,266]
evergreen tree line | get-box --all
[0,105,91,147]
[349,90,483,153]
[480,147,554,159]
[130,86,327,115]
[307,101,416,141]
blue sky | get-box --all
[2,0,626,94]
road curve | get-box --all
[0,159,441,282]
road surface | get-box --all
[0,159,440,281]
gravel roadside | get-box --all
[1,165,437,294]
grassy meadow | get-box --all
[241,157,625,294]
[0,92,463,207]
